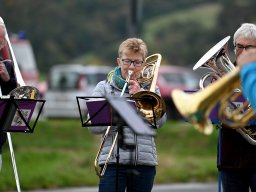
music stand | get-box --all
[107,95,156,192]
[105,95,155,136]
[0,96,45,133]
[76,96,157,129]
[77,95,156,192]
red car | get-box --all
[157,65,200,119]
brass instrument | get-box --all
[193,36,235,89]
[171,37,256,145]
[94,124,119,177]
[171,68,256,141]
[9,85,40,99]
[172,68,239,135]
[133,53,166,122]
[94,70,133,177]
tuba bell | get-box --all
[193,36,235,89]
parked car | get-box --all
[157,65,200,119]
[43,64,112,118]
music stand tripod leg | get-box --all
[7,132,21,192]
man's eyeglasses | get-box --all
[121,59,144,67]
[235,44,256,51]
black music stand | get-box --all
[76,96,158,129]
[0,96,45,133]
[106,95,156,192]
[105,95,155,136]
[77,95,156,192]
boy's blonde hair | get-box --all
[118,38,148,60]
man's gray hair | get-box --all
[233,23,256,45]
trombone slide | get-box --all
[94,70,133,177]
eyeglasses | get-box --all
[235,43,256,51]
[121,59,144,67]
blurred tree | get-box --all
[0,0,255,74]
[152,20,217,66]
[0,0,128,72]
[217,0,256,40]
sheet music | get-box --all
[85,98,136,126]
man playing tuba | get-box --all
[217,23,256,192]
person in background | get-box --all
[237,48,256,111]
[0,22,18,171]
[88,37,166,192]
[217,23,256,192]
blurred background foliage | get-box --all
[1,0,256,190]
[0,0,256,74]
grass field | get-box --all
[0,119,219,191]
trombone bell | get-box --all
[133,91,166,123]
[133,53,166,122]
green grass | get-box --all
[0,119,219,191]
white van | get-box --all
[44,64,112,118]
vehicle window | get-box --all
[162,73,185,86]
[86,72,107,86]
[49,70,108,90]
[183,74,199,88]
[50,71,80,90]
[97,73,108,82]
[86,74,97,86]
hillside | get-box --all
[143,3,222,66]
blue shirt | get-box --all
[240,62,256,111]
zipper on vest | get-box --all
[134,133,138,165]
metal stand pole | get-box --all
[7,132,21,192]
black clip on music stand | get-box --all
[0,96,45,133]
[76,96,158,129]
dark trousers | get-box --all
[99,165,156,192]
[221,170,256,192]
